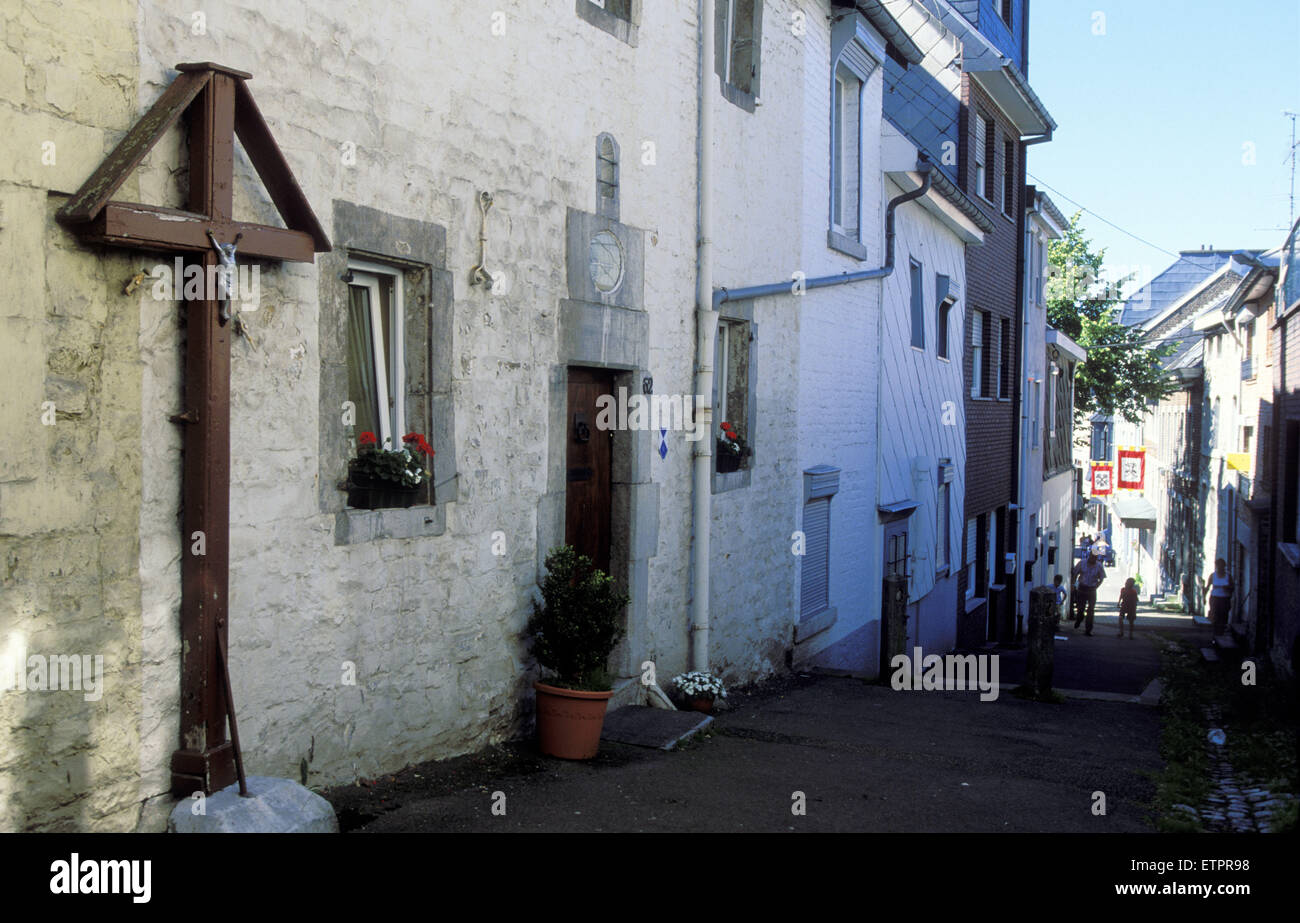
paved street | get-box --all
[332,603,1198,833]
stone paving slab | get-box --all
[600,705,713,750]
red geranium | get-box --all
[403,432,435,456]
[358,431,378,446]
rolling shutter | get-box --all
[801,497,831,619]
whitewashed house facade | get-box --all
[1015,189,1080,622]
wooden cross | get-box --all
[58,62,330,796]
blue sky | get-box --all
[1025,0,1300,294]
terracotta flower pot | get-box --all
[534,681,614,760]
[687,696,714,714]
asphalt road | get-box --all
[334,669,1164,833]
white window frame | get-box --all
[974,113,989,203]
[970,310,985,397]
[348,258,406,449]
[715,319,731,429]
[831,64,863,238]
[910,258,925,350]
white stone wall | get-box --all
[130,0,711,814]
[789,8,888,672]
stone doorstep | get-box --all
[168,776,338,833]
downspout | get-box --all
[714,163,933,308]
[691,0,717,672]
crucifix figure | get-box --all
[206,229,242,325]
[57,62,330,796]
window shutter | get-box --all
[800,498,831,618]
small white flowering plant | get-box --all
[671,671,727,701]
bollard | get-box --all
[1023,586,1059,699]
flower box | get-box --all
[346,479,419,510]
[717,452,742,473]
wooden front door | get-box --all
[565,367,614,574]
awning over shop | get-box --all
[1114,497,1158,530]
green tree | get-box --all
[1046,212,1177,424]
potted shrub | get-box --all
[716,421,750,473]
[671,671,727,713]
[529,545,628,759]
[346,431,434,509]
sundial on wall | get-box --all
[588,229,624,293]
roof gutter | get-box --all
[847,0,924,65]
[715,161,934,308]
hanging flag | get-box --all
[1117,447,1145,490]
[1091,462,1114,496]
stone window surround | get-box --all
[575,0,640,46]
[317,200,458,546]
[827,10,885,261]
[713,299,757,494]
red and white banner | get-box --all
[1117,447,1145,490]
[1091,462,1114,496]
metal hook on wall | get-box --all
[469,191,495,288]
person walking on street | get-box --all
[1072,548,1107,635]
[1118,577,1138,639]
[1203,558,1234,638]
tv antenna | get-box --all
[1285,110,1298,229]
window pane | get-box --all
[347,284,382,440]
[731,0,756,93]
[910,260,924,348]
[831,76,843,227]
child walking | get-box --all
[1118,577,1138,639]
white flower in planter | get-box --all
[671,671,726,699]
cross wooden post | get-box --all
[56,62,329,795]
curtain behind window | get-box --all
[347,284,381,440]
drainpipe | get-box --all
[691,0,717,672]
[714,164,933,308]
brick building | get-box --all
[923,1,1055,646]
